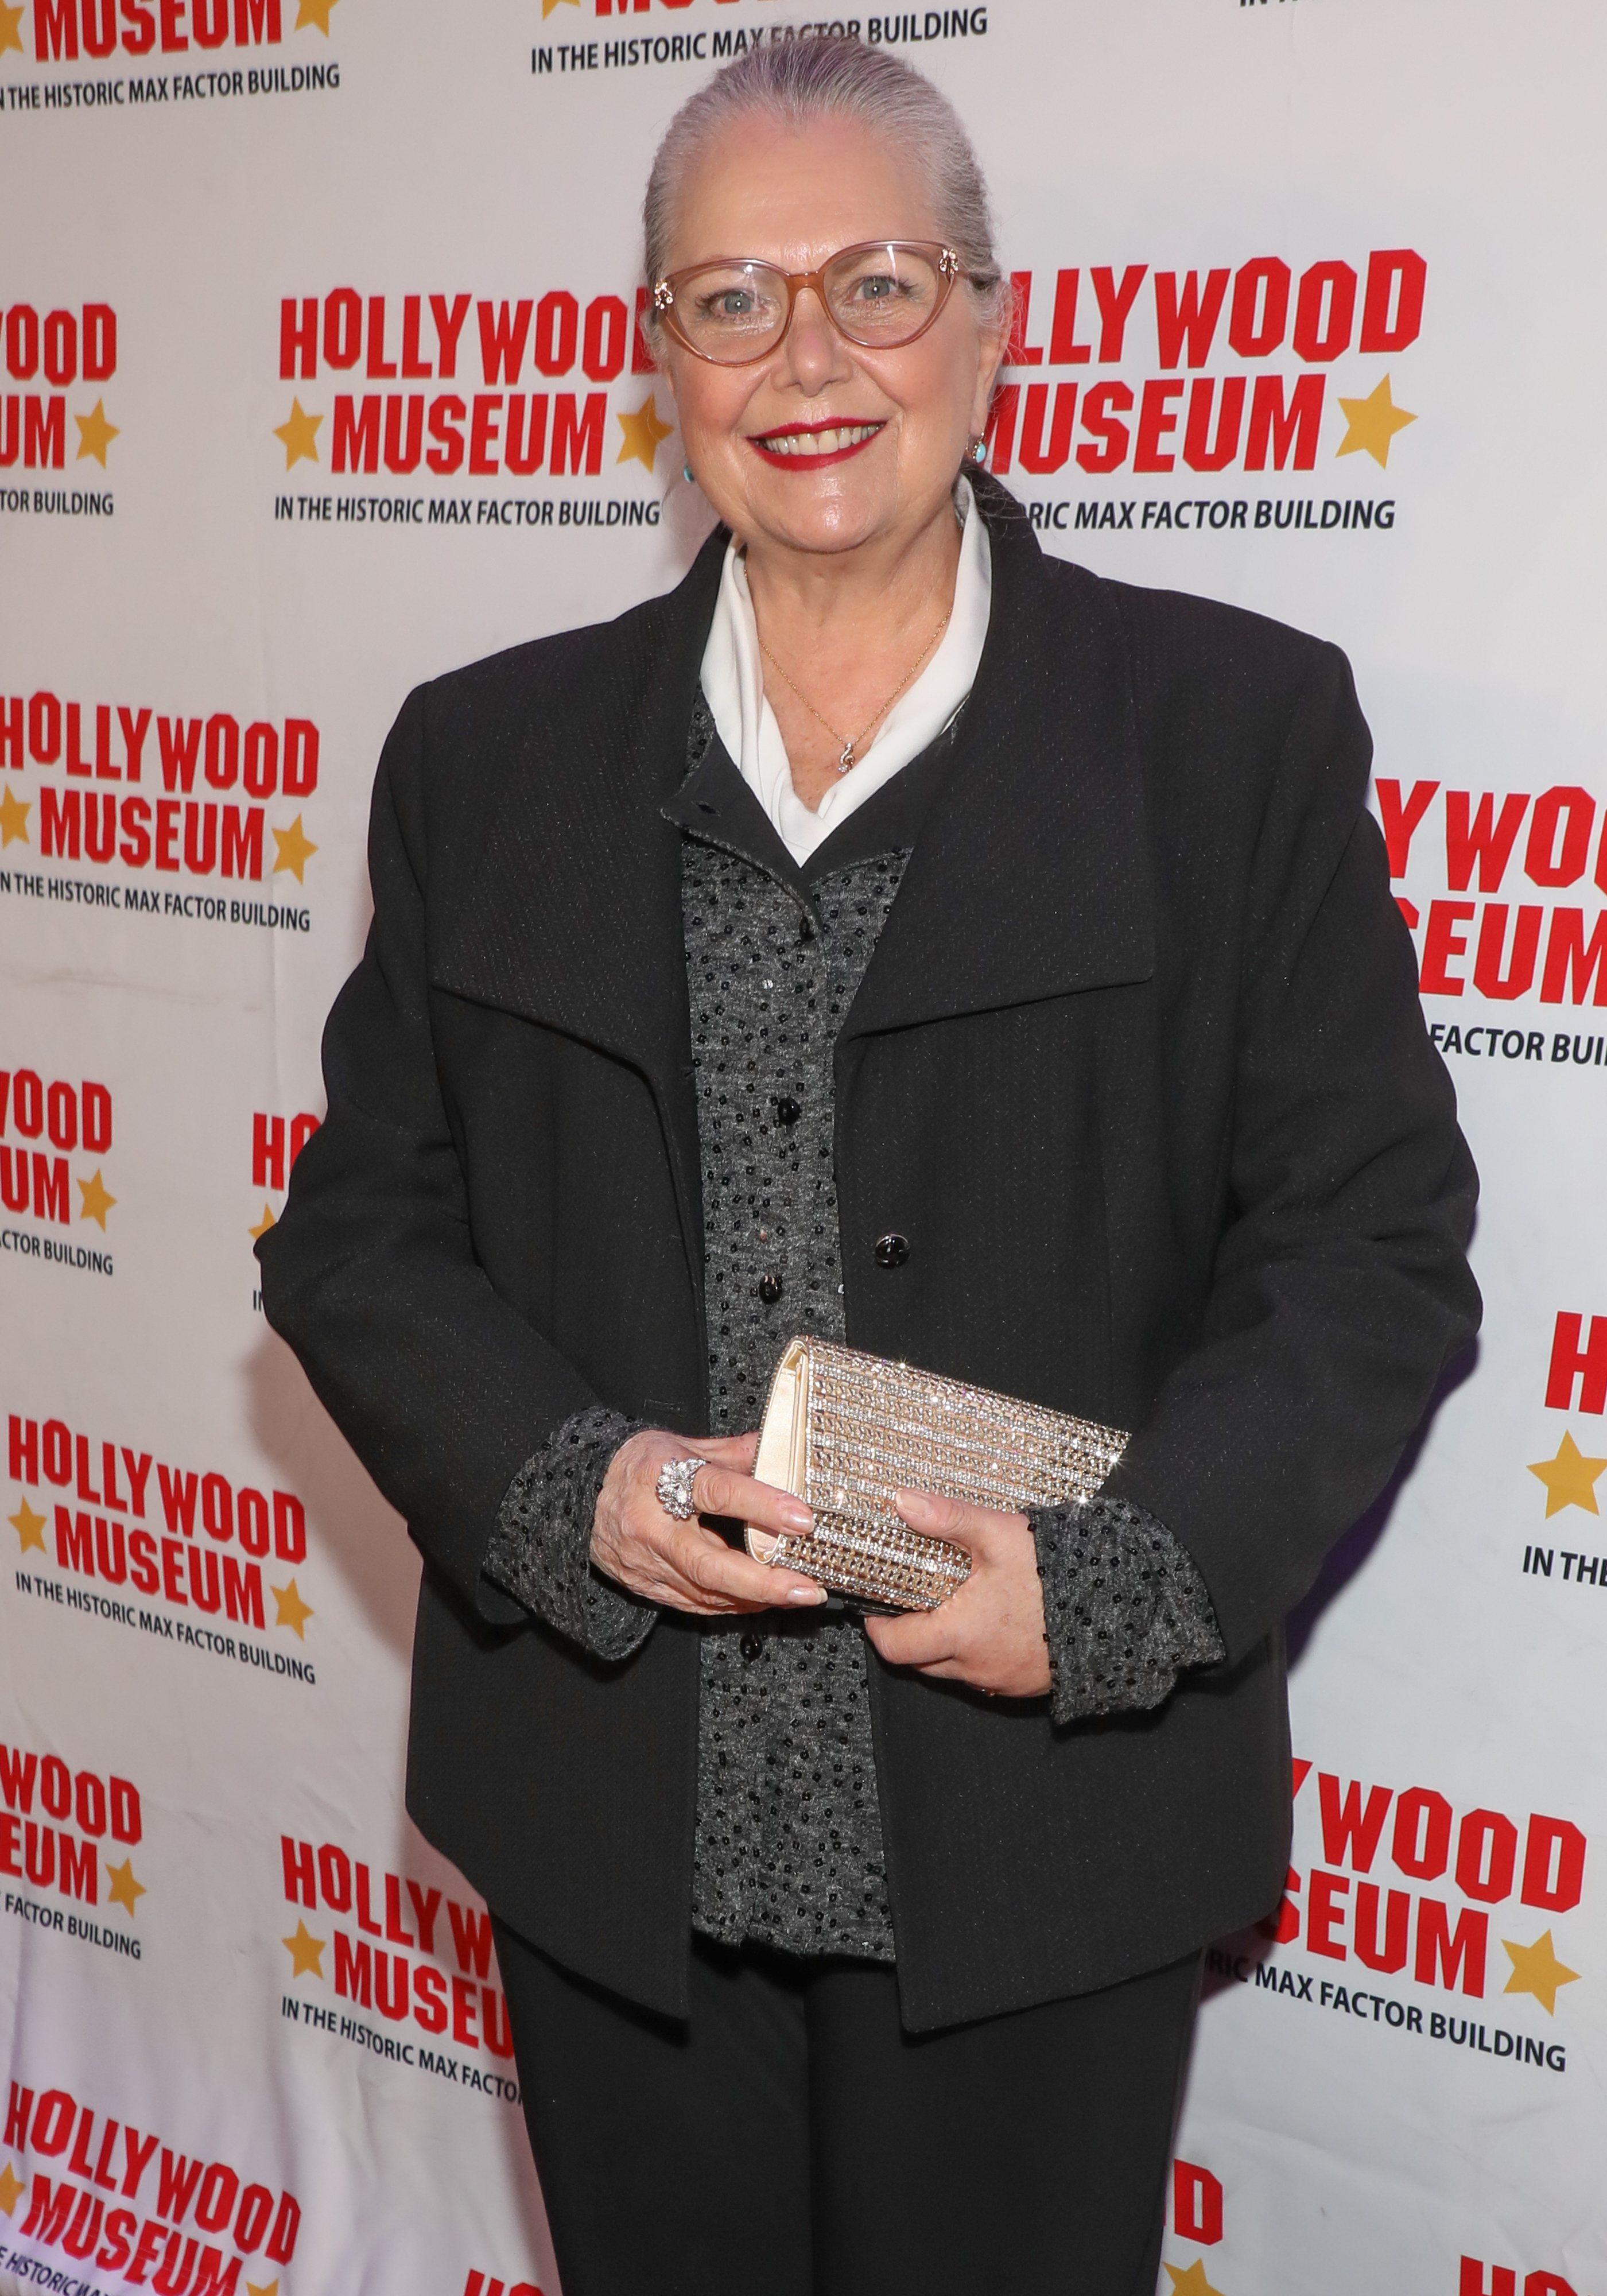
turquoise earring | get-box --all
[683,462,695,485]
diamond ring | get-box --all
[655,1456,709,1521]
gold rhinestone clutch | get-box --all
[745,1336,1129,1611]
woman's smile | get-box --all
[747,417,887,466]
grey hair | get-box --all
[642,38,1007,331]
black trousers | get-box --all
[496,1921,1201,2296]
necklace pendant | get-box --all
[838,740,855,775]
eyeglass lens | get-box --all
[671,244,945,362]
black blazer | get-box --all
[258,480,1479,2033]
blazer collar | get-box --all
[842,484,1154,1044]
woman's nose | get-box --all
[780,289,851,394]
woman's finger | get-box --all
[627,1553,813,1615]
[693,1460,814,1538]
[863,1607,960,1670]
[893,1487,995,1550]
[667,1520,820,1606]
[696,1431,762,1475]
[623,1503,822,1610]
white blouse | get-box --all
[697,476,993,867]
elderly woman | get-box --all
[259,38,1478,2296]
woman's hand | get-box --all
[863,1490,1051,1698]
[593,1429,829,1616]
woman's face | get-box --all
[657,114,1006,561]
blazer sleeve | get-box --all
[1103,641,1481,1665]
[255,687,604,1621]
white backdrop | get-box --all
[3,2,1605,2289]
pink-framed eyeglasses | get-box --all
[651,240,968,365]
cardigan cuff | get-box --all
[484,1407,657,1662]
[1028,1494,1225,1725]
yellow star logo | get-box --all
[1164,2264,1226,2296]
[247,2282,280,2296]
[282,1919,325,1978]
[274,398,322,470]
[616,392,674,475]
[542,0,578,15]
[77,1168,117,1230]
[10,1498,47,1557]
[105,1859,146,1917]
[273,1577,314,1639]
[0,2160,24,2216]
[0,3,24,59]
[250,1202,277,1242]
[1336,373,1416,469]
[272,814,318,883]
[1527,1431,1607,1518]
[1503,1929,1580,2016]
[294,0,337,29]
[75,400,120,467]
[0,785,29,848]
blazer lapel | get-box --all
[843,497,1154,1044]
[430,527,728,1285]
[432,530,724,1065]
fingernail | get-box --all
[781,1502,813,1532]
[788,1584,827,1605]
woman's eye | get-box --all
[696,285,772,324]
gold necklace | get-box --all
[757,606,952,775]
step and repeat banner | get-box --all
[3,0,1605,2289]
